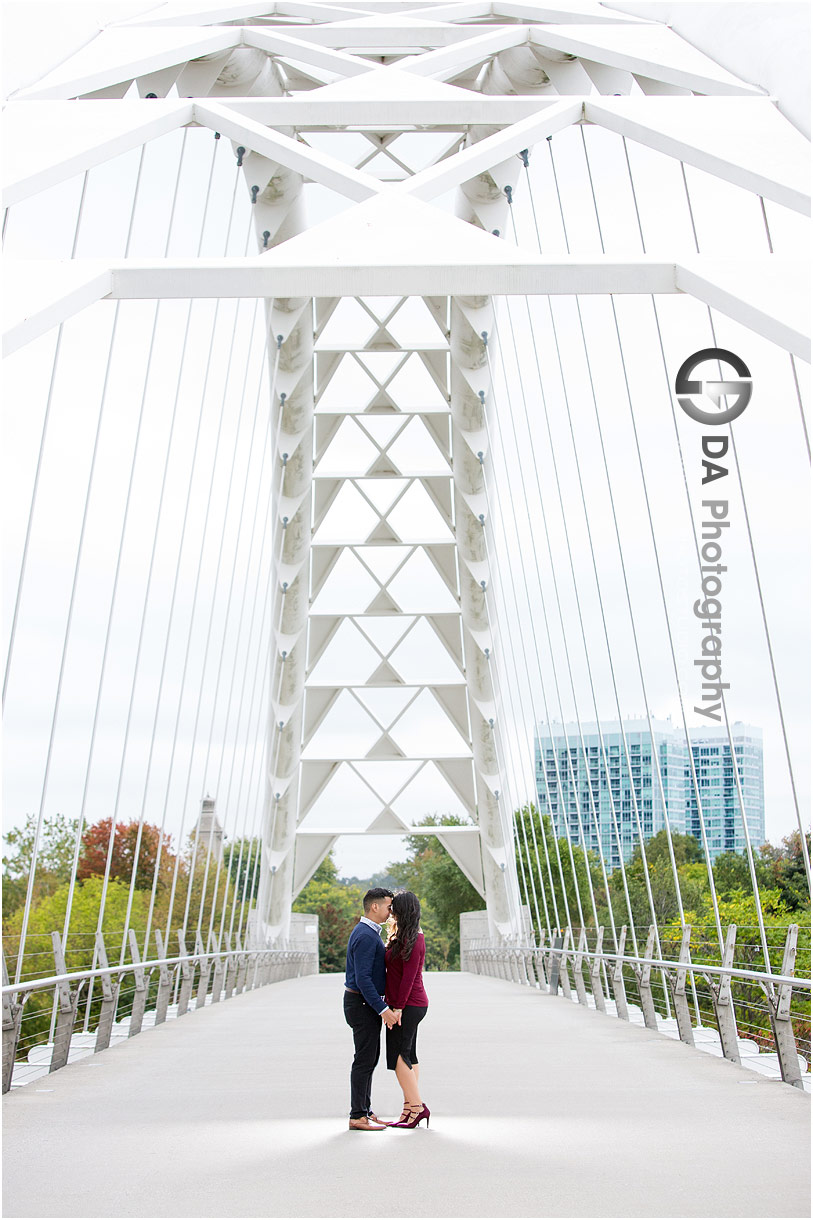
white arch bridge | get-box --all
[1,1,810,1214]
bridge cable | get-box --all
[475,336,583,943]
[541,134,685,1011]
[487,325,605,948]
[172,289,266,949]
[134,162,249,979]
[13,146,148,987]
[506,159,642,965]
[483,319,611,992]
[106,134,231,972]
[472,454,549,942]
[136,159,250,963]
[160,221,259,956]
[494,293,624,969]
[197,331,280,948]
[164,288,266,1006]
[758,196,810,462]
[493,267,622,961]
[186,318,276,942]
[578,128,708,1019]
[680,162,810,926]
[2,169,90,711]
[525,140,670,1008]
[616,138,725,955]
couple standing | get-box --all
[343,887,429,1131]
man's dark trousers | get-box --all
[343,991,381,1119]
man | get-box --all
[343,887,401,1131]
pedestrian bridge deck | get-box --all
[3,972,810,1218]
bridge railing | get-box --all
[2,933,318,1093]
[462,921,810,1092]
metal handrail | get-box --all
[2,947,314,998]
[466,944,810,990]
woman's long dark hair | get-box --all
[387,891,421,961]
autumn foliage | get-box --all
[77,818,176,891]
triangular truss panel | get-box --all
[3,0,808,949]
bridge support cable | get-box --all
[472,327,582,942]
[81,157,255,1022]
[482,325,617,996]
[577,129,720,1021]
[489,302,622,961]
[685,178,811,906]
[488,298,620,955]
[63,138,198,1029]
[542,133,722,1016]
[12,145,150,988]
[211,604,273,956]
[578,132,729,963]
[169,292,267,945]
[179,313,274,947]
[84,143,248,974]
[618,138,766,972]
[757,194,811,462]
[133,164,250,968]
[2,169,90,711]
[193,359,277,949]
[516,144,673,1014]
[204,438,278,953]
[513,151,657,965]
[494,248,641,968]
[673,158,812,946]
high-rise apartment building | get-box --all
[534,720,765,869]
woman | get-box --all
[384,890,430,1129]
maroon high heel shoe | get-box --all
[390,1103,430,1129]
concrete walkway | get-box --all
[3,972,810,1218]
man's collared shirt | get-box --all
[359,915,382,933]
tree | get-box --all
[78,818,176,892]
[2,812,79,916]
[3,875,156,1058]
[388,814,485,969]
[225,835,261,901]
[759,831,811,913]
[293,854,365,972]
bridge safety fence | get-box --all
[462,919,810,1092]
[2,930,318,1093]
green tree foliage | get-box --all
[388,814,485,969]
[2,812,79,915]
[225,835,261,901]
[3,876,155,1056]
[293,854,364,973]
[514,804,810,1059]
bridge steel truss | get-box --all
[2,0,810,968]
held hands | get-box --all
[381,1007,402,1028]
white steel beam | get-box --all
[7,257,808,361]
[13,26,242,100]
[528,24,763,95]
[396,25,527,78]
[193,101,382,200]
[586,96,811,216]
[394,97,582,199]
[243,27,378,78]
[2,101,193,208]
[3,262,113,357]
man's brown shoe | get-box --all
[349,1116,387,1131]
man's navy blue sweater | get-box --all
[345,921,387,1013]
